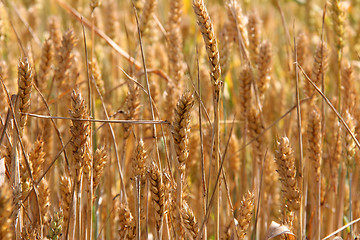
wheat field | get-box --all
[0,0,359,239]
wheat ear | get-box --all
[132,139,147,239]
[48,16,61,54]
[173,90,195,237]
[257,40,272,105]
[226,0,249,49]
[70,90,89,183]
[0,181,13,239]
[139,0,157,34]
[148,161,165,237]
[54,29,77,85]
[103,0,118,40]
[248,106,264,187]
[236,191,255,239]
[89,58,105,96]
[294,32,309,68]
[193,0,222,237]
[69,90,90,239]
[342,111,356,237]
[37,38,53,92]
[247,11,261,65]
[181,202,199,239]
[342,111,356,171]
[219,23,232,78]
[307,108,322,239]
[239,64,252,121]
[330,0,345,110]
[124,82,140,139]
[168,0,185,90]
[173,91,195,172]
[93,146,107,192]
[60,175,72,234]
[307,42,328,102]
[17,57,33,132]
[330,0,345,51]
[46,211,63,240]
[275,137,300,231]
[29,139,50,230]
[118,203,136,239]
[341,63,356,112]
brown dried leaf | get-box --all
[265,221,295,240]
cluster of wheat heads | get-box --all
[1,0,360,239]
